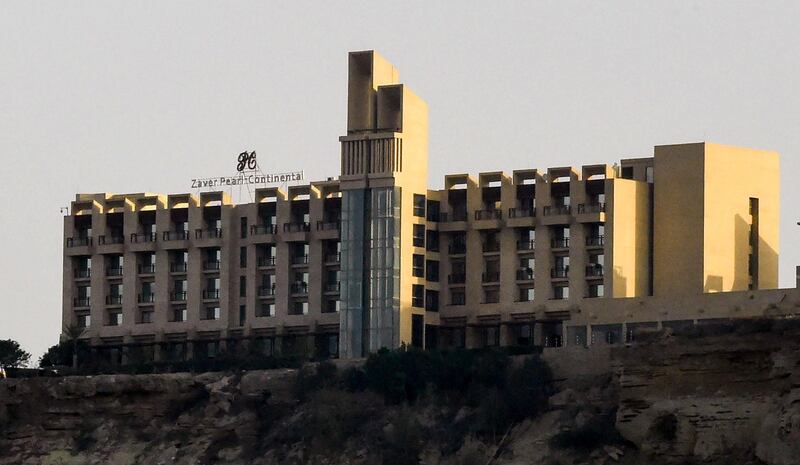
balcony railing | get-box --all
[258,286,276,297]
[448,243,467,255]
[202,289,220,300]
[130,232,157,243]
[99,235,124,245]
[137,293,155,304]
[448,273,466,284]
[74,269,92,279]
[258,256,276,267]
[577,203,606,214]
[482,242,500,253]
[586,235,605,247]
[440,211,468,222]
[474,209,502,221]
[66,236,92,247]
[516,240,535,251]
[292,254,309,265]
[203,260,221,271]
[551,237,570,248]
[482,272,500,283]
[551,266,570,278]
[106,267,124,277]
[283,222,310,233]
[291,282,309,294]
[106,295,123,305]
[325,253,341,263]
[316,221,340,231]
[543,205,571,216]
[138,264,156,275]
[251,224,277,235]
[170,262,187,273]
[516,269,535,281]
[325,282,340,293]
[162,230,189,241]
[195,228,222,239]
[586,265,604,277]
[508,207,535,218]
[73,297,91,307]
[170,291,187,302]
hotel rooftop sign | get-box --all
[190,151,304,189]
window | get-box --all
[413,224,425,248]
[239,305,246,326]
[412,284,424,307]
[425,290,439,312]
[484,326,499,347]
[240,217,248,239]
[139,309,154,324]
[588,284,604,298]
[258,302,274,317]
[107,311,122,326]
[240,276,247,297]
[483,289,499,304]
[426,200,440,222]
[450,290,466,306]
[77,313,91,328]
[172,307,187,322]
[621,166,634,179]
[553,285,569,300]
[140,282,155,303]
[412,254,424,277]
[291,301,309,315]
[426,260,439,282]
[203,306,220,320]
[426,230,439,252]
[519,287,535,302]
[325,299,340,313]
[240,247,247,268]
[413,194,426,217]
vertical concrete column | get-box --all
[465,325,481,349]
[499,323,514,347]
[533,322,543,346]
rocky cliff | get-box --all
[2,319,800,465]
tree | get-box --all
[62,324,86,369]
[0,339,31,369]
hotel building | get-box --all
[62,50,784,362]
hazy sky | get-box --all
[2,1,799,362]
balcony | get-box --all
[577,203,606,214]
[258,256,276,267]
[474,209,502,221]
[203,260,221,271]
[551,238,570,249]
[74,269,92,279]
[106,295,123,305]
[170,262,188,273]
[137,293,155,304]
[106,267,124,277]
[482,242,500,253]
[325,282,340,293]
[202,289,220,300]
[170,291,187,302]
[291,282,308,295]
[73,297,91,308]
[283,222,310,233]
[195,228,222,239]
[98,235,124,245]
[292,254,309,265]
[586,265,604,277]
[516,269,535,281]
[66,237,92,247]
[448,243,466,255]
[508,207,535,218]
[251,224,278,235]
[138,264,156,275]
[440,211,468,222]
[516,240,535,251]
[163,230,189,241]
[586,235,605,247]
[258,285,276,297]
[482,272,500,283]
[551,267,570,279]
[130,232,157,243]
[316,221,340,231]
[543,205,571,216]
[448,273,466,284]
[325,253,341,264]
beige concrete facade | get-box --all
[62,50,789,361]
